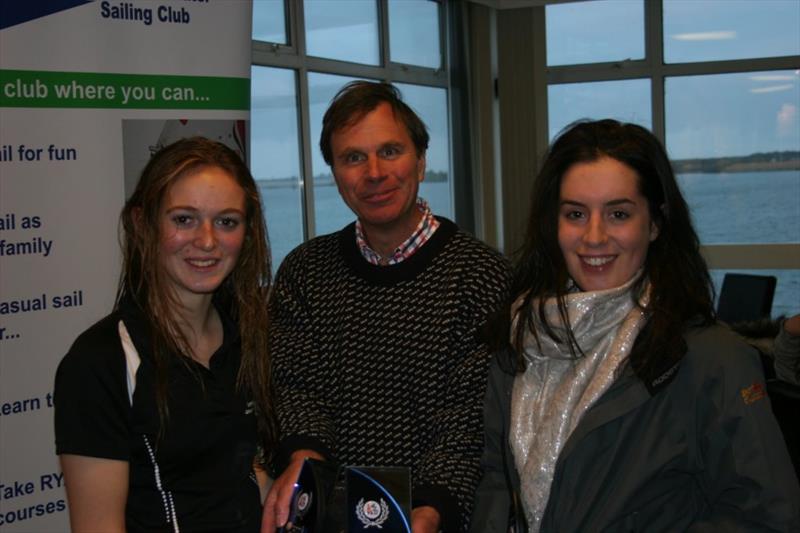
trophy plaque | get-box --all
[345,466,411,532]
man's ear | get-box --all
[332,170,345,195]
[417,152,426,183]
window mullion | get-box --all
[292,0,316,241]
[379,0,390,74]
[645,0,666,145]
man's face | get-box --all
[330,102,425,236]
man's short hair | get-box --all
[320,80,430,166]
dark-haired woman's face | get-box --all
[158,166,246,306]
[558,157,658,291]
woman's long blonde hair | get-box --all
[118,136,277,454]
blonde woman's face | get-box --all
[158,166,246,305]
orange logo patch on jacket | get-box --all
[740,382,766,405]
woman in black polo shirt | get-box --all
[54,137,276,532]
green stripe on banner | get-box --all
[0,69,249,110]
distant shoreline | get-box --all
[673,160,800,173]
[672,151,800,174]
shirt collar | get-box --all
[355,197,440,266]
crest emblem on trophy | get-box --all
[347,467,410,532]
[296,491,312,516]
[356,498,389,528]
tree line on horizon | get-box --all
[672,150,800,174]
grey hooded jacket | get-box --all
[470,324,800,532]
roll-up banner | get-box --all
[0,2,252,530]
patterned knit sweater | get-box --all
[270,217,511,532]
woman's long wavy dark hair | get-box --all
[506,119,715,383]
[118,136,278,455]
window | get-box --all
[663,0,800,63]
[251,0,449,268]
[546,0,644,66]
[545,0,800,318]
[252,0,287,44]
[666,70,800,246]
[548,79,651,138]
[396,83,453,219]
[250,65,304,266]
[307,71,362,237]
[389,0,442,69]
[304,1,380,65]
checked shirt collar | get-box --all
[355,197,440,266]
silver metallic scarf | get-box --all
[509,275,649,531]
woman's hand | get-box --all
[60,454,128,533]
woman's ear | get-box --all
[131,206,144,230]
[649,203,666,242]
[649,221,660,242]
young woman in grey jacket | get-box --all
[471,119,800,532]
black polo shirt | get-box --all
[55,298,261,532]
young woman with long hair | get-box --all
[471,120,799,531]
[55,137,277,532]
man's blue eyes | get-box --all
[343,146,402,163]
[345,153,366,163]
[378,146,400,157]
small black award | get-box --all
[278,458,339,533]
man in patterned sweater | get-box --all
[261,81,511,533]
